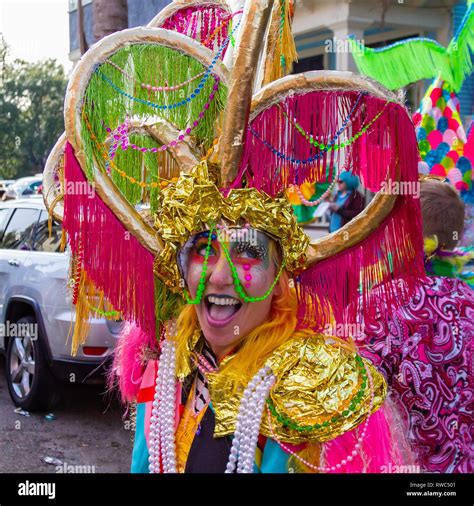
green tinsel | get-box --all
[348,5,473,91]
[154,277,184,325]
[110,133,158,206]
[80,43,227,197]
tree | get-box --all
[93,0,128,42]
[0,38,67,179]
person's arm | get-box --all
[129,360,158,473]
[336,192,364,219]
[131,402,151,473]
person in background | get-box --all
[421,178,473,286]
[328,171,365,233]
[358,177,473,473]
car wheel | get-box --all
[6,315,61,411]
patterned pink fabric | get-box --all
[357,276,473,473]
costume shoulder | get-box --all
[259,334,387,444]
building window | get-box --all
[293,54,324,73]
[69,0,92,12]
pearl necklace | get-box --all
[148,328,374,474]
[225,366,276,473]
[148,322,177,473]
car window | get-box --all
[0,208,39,250]
[0,208,12,240]
[22,181,42,195]
[33,211,63,253]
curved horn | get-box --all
[248,70,409,266]
[219,0,275,187]
[64,27,230,256]
[147,0,245,68]
[43,132,66,223]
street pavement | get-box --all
[0,355,133,473]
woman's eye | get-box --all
[234,242,266,259]
[197,243,216,256]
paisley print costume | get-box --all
[358,276,473,473]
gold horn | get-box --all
[249,70,407,267]
[43,132,67,223]
[219,0,275,187]
[64,27,230,256]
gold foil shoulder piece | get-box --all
[211,335,386,444]
[260,336,387,443]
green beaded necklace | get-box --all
[183,224,216,305]
[279,101,390,151]
[218,229,286,302]
[266,354,368,432]
[183,224,285,305]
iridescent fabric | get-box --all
[358,276,474,473]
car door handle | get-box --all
[8,259,20,267]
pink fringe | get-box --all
[239,92,419,196]
[108,322,151,403]
[323,400,418,473]
[296,195,426,333]
[162,5,232,54]
[63,142,156,343]
[240,91,426,334]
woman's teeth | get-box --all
[207,295,240,306]
[206,295,242,321]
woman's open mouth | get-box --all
[203,294,243,327]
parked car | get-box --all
[0,180,15,199]
[0,198,123,411]
[2,176,43,201]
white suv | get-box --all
[0,198,122,411]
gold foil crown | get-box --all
[153,162,309,289]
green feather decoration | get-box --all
[349,5,473,91]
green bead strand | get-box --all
[184,223,286,305]
[183,224,216,305]
[215,228,286,303]
[282,101,391,152]
[266,354,369,433]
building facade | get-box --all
[68,0,472,121]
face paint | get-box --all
[179,225,282,360]
[179,227,272,283]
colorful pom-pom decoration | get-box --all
[414,77,473,194]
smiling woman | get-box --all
[179,227,281,359]
[50,0,428,476]
[122,165,417,474]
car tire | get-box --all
[5,315,61,411]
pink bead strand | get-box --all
[106,76,220,157]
